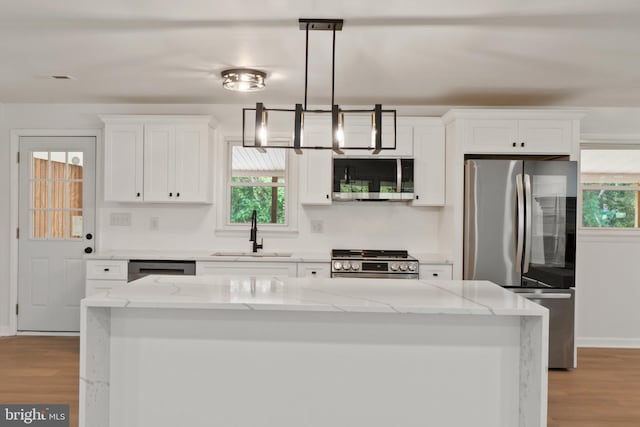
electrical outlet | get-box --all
[310,219,323,233]
[109,212,131,227]
[150,217,159,231]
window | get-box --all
[228,144,287,224]
[581,147,640,229]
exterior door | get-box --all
[18,136,96,332]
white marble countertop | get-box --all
[84,250,452,264]
[82,275,546,317]
[84,250,330,262]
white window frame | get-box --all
[579,139,640,235]
[215,137,298,236]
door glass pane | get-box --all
[32,181,48,209]
[51,182,67,209]
[69,181,83,209]
[50,210,66,239]
[68,152,84,179]
[32,152,49,179]
[32,211,48,239]
[69,210,83,239]
[50,152,67,179]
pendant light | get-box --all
[242,18,396,155]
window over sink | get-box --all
[228,143,288,225]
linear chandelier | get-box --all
[242,18,396,155]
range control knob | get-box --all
[390,263,399,271]
[408,263,417,272]
[399,263,408,271]
[351,263,360,270]
[343,261,351,270]
[333,261,343,270]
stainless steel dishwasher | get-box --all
[127,260,196,282]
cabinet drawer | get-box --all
[297,263,331,278]
[85,279,128,296]
[419,264,453,280]
[86,260,128,280]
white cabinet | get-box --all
[297,262,331,278]
[338,117,414,157]
[462,118,574,155]
[419,264,453,280]
[196,261,297,277]
[104,124,144,202]
[85,260,128,296]
[299,149,332,205]
[412,119,445,206]
[101,115,211,203]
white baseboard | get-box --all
[17,331,79,337]
[577,337,640,348]
[0,326,15,336]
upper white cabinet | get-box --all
[104,123,144,202]
[299,149,332,205]
[102,115,211,203]
[412,118,445,206]
[443,110,582,156]
[338,116,414,157]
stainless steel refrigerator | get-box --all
[464,158,577,369]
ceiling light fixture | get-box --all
[242,18,396,155]
[221,68,266,92]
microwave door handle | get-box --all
[523,174,533,273]
[515,174,525,273]
[396,158,402,192]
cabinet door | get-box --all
[419,264,453,280]
[196,262,297,277]
[517,120,572,154]
[85,279,127,297]
[463,119,518,153]
[175,124,209,203]
[299,149,332,205]
[412,122,445,206]
[144,125,175,202]
[104,124,144,202]
[297,263,331,278]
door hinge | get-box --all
[16,152,20,163]
[16,304,18,316]
[16,227,19,239]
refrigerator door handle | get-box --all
[523,174,533,273]
[515,174,525,273]
[464,161,478,279]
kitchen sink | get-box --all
[210,251,293,258]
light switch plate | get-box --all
[150,217,159,231]
[310,219,323,233]
[109,212,131,227]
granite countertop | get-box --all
[82,275,546,317]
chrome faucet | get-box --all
[250,209,263,253]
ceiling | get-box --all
[2,0,640,106]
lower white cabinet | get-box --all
[85,260,128,296]
[196,261,297,277]
[297,263,331,278]
[419,264,453,280]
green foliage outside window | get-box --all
[582,189,636,228]
[230,186,285,224]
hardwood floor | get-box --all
[1,337,639,427]
[0,336,79,427]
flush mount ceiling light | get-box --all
[221,68,266,92]
[242,18,396,155]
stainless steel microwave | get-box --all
[332,158,414,201]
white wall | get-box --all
[0,103,445,333]
[575,108,640,347]
[0,104,10,335]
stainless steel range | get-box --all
[331,249,419,279]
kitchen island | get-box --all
[80,276,548,427]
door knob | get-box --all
[86,233,93,240]
[84,247,93,254]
